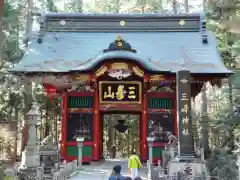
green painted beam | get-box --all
[67,146,92,157]
[152,147,164,158]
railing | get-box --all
[151,165,218,180]
[2,160,78,180]
[152,175,219,180]
[3,167,18,180]
[53,160,78,180]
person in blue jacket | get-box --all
[109,165,125,180]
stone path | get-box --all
[69,158,149,180]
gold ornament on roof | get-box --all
[117,41,123,47]
[179,20,185,25]
[116,36,123,47]
[120,21,126,26]
[116,36,122,41]
[103,36,137,53]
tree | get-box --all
[184,0,188,12]
[0,0,4,69]
[46,0,58,12]
[196,1,240,177]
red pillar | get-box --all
[99,116,103,158]
[141,92,148,160]
[93,82,100,160]
[61,93,68,160]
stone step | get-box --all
[43,174,53,180]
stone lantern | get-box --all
[26,106,41,147]
[147,137,155,165]
[147,136,155,179]
[18,105,42,180]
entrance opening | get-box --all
[101,113,140,159]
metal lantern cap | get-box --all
[27,105,41,116]
[76,137,85,142]
[147,137,155,142]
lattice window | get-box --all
[148,98,174,109]
[67,113,93,141]
[148,113,174,142]
[68,96,94,108]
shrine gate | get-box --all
[9,13,233,163]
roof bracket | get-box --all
[103,36,137,53]
[201,20,208,44]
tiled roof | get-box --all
[9,13,233,74]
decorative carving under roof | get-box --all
[103,36,137,53]
[157,86,175,93]
[108,63,132,80]
[132,66,144,77]
[96,65,108,77]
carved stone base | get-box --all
[21,145,40,167]
[17,167,43,180]
[168,159,209,178]
[39,145,60,173]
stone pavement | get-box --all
[69,158,149,180]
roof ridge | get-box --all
[41,13,202,33]
[43,12,205,18]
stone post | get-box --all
[147,137,155,179]
[176,70,195,160]
[76,137,84,169]
[78,143,83,168]
[17,106,42,180]
[147,137,155,164]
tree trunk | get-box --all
[201,83,210,159]
[116,0,120,13]
[228,78,234,152]
[184,0,188,13]
[22,82,33,152]
[202,0,206,11]
[77,0,83,12]
[44,119,50,138]
[172,0,177,14]
[0,0,4,69]
[47,0,58,12]
[26,0,34,44]
[21,0,33,152]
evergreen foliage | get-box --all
[1,1,240,179]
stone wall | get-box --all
[0,121,17,165]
